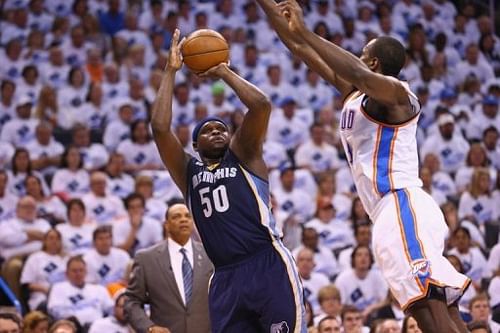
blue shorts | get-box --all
[209,244,306,333]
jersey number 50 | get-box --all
[199,185,230,218]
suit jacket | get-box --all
[125,239,213,333]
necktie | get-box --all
[180,248,193,305]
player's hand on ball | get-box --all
[198,62,230,79]
[166,29,184,71]
[278,1,306,33]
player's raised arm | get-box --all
[151,29,190,196]
[256,0,353,100]
[279,1,410,112]
[199,64,271,176]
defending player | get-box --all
[255,1,471,332]
[151,29,306,333]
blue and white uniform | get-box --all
[339,85,470,310]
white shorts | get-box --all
[371,187,470,310]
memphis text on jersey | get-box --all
[191,166,238,189]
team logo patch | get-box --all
[270,321,289,333]
[410,259,431,278]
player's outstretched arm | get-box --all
[151,29,190,196]
[199,64,270,177]
[279,1,409,108]
[256,0,353,100]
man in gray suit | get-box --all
[125,201,213,333]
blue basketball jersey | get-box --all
[186,149,280,267]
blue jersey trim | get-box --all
[396,190,429,288]
[376,127,395,195]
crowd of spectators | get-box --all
[0,0,499,332]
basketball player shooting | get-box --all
[255,1,471,332]
[151,29,306,333]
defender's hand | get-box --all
[278,1,306,34]
[198,62,230,79]
[166,29,184,71]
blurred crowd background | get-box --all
[0,0,499,332]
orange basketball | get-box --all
[181,29,229,73]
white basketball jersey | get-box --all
[339,85,422,219]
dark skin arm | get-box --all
[256,0,353,101]
[151,29,190,196]
[199,64,271,180]
[279,1,414,124]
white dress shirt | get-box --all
[168,238,194,306]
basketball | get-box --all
[181,29,229,73]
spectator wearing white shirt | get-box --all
[127,78,149,121]
[454,43,495,86]
[84,225,130,286]
[116,120,162,174]
[51,146,90,198]
[482,127,500,169]
[420,113,469,174]
[0,96,39,148]
[20,228,68,310]
[57,68,89,130]
[263,139,288,171]
[60,25,92,67]
[113,193,162,256]
[272,167,315,222]
[27,122,64,177]
[103,99,133,151]
[72,124,109,171]
[486,243,500,279]
[25,174,66,225]
[467,95,500,142]
[40,46,70,89]
[458,167,498,227]
[292,227,339,281]
[446,254,477,316]
[205,81,235,120]
[260,64,295,107]
[88,291,132,333]
[296,123,341,175]
[105,153,134,199]
[171,82,196,127]
[306,1,343,36]
[296,247,330,315]
[0,196,51,301]
[27,0,54,32]
[338,222,372,272]
[134,175,167,223]
[455,145,497,194]
[306,199,354,254]
[82,171,126,225]
[0,39,27,82]
[297,70,333,111]
[237,44,267,85]
[7,148,48,197]
[342,19,366,56]
[57,199,95,256]
[316,173,353,222]
[47,255,114,328]
[448,227,488,287]
[268,97,309,152]
[421,153,457,199]
[335,245,388,315]
[78,82,107,133]
[0,170,17,222]
[420,167,447,206]
[391,0,423,29]
[17,65,42,103]
[0,79,17,130]
[102,62,129,104]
